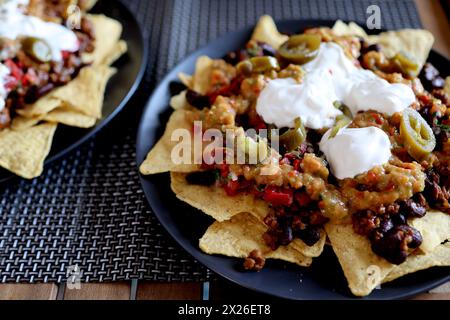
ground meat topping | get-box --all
[243,249,265,271]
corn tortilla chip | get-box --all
[171,172,326,257]
[332,20,368,38]
[43,108,97,128]
[192,56,214,95]
[368,30,434,69]
[445,77,450,96]
[200,212,312,267]
[101,40,128,66]
[178,72,193,88]
[383,242,450,283]
[170,90,188,110]
[139,109,200,175]
[17,97,62,118]
[251,15,289,49]
[170,172,269,222]
[0,123,57,179]
[11,115,43,131]
[82,14,123,66]
[325,223,395,296]
[409,210,450,254]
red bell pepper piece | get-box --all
[263,186,294,207]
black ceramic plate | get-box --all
[137,20,450,299]
[0,0,147,183]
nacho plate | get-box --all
[137,19,449,299]
[0,0,147,182]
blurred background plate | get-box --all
[0,0,147,183]
[137,19,450,300]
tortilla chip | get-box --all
[384,242,450,283]
[11,115,43,131]
[192,56,214,95]
[139,109,200,175]
[0,123,57,179]
[251,15,288,49]
[17,97,62,118]
[332,20,368,38]
[170,172,269,222]
[325,223,394,296]
[445,77,450,96]
[368,29,434,69]
[409,211,450,253]
[171,172,326,257]
[101,40,128,66]
[43,108,97,128]
[200,212,312,267]
[178,72,193,88]
[170,90,188,110]
[82,14,123,66]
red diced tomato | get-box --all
[263,186,294,207]
[5,59,23,80]
[218,164,229,178]
[224,179,240,196]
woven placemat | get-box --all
[0,0,421,283]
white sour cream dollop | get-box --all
[0,63,11,111]
[0,0,79,62]
[256,42,416,129]
[319,126,392,179]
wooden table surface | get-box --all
[0,0,449,300]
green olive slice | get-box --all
[21,37,52,63]
[278,34,321,65]
[279,117,307,151]
[400,108,436,161]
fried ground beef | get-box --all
[243,249,265,271]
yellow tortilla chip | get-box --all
[251,15,289,49]
[170,172,269,222]
[0,123,57,179]
[409,211,450,253]
[192,56,214,95]
[43,108,97,128]
[178,72,193,88]
[11,115,43,131]
[82,14,123,66]
[445,77,450,96]
[200,212,312,267]
[332,20,368,38]
[384,242,450,283]
[139,109,200,174]
[171,172,326,257]
[101,40,128,66]
[325,223,394,296]
[17,97,62,118]
[368,29,434,68]
[170,90,188,110]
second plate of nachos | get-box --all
[0,0,146,181]
[137,16,450,299]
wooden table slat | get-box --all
[0,284,58,300]
[63,282,131,300]
[136,282,202,300]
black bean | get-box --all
[278,225,293,246]
[391,212,407,225]
[295,227,321,246]
[185,170,217,186]
[399,199,427,218]
[379,218,394,233]
[185,89,210,109]
[370,224,422,264]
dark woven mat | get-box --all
[0,0,421,283]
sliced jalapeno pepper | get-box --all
[400,108,436,161]
[279,117,307,151]
[21,37,52,63]
[333,101,353,119]
[278,34,321,65]
[329,115,352,138]
[392,52,420,78]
